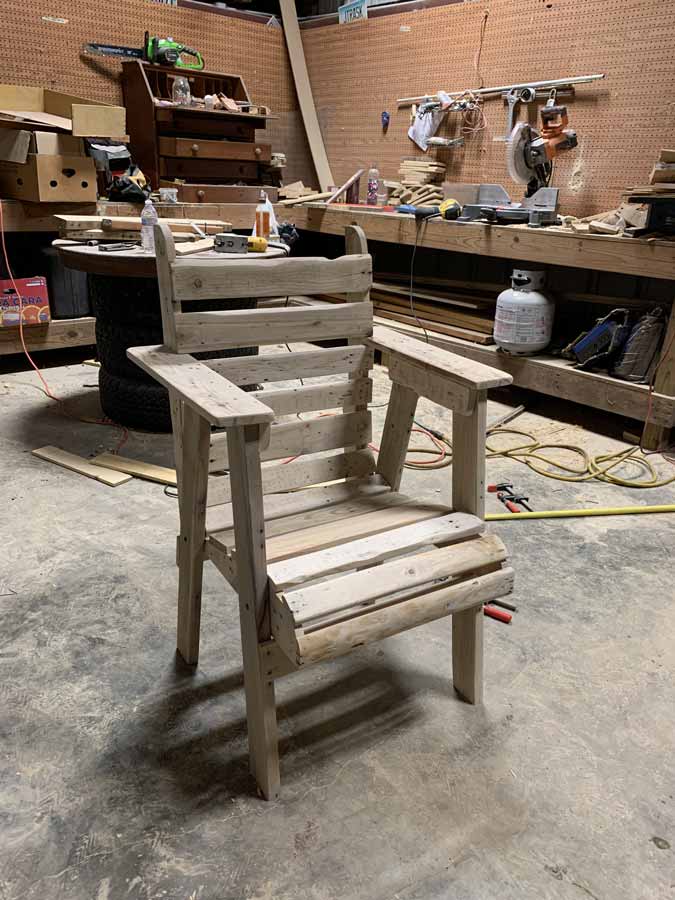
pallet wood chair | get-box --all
[128,222,514,800]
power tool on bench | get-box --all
[397,197,462,220]
[82,31,205,70]
[458,96,579,227]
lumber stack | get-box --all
[320,275,497,345]
[649,149,675,185]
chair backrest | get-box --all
[154,223,376,508]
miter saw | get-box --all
[458,99,579,227]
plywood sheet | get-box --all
[301,0,675,217]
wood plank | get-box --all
[92,453,177,486]
[204,345,373,385]
[263,501,450,563]
[207,448,377,507]
[209,409,372,470]
[284,534,507,627]
[126,346,275,428]
[32,446,131,486]
[0,317,95,355]
[281,207,675,281]
[374,311,495,346]
[388,354,475,415]
[227,425,280,800]
[376,382,418,490]
[173,254,371,301]
[279,0,333,192]
[206,475,390,534]
[174,302,373,354]
[372,295,493,333]
[250,377,372,418]
[368,325,511,390]
[268,511,484,590]
[290,568,514,665]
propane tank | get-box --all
[494,268,555,355]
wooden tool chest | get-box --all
[121,62,281,194]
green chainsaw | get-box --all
[82,31,204,70]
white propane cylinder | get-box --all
[493,268,555,355]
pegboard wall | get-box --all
[301,0,675,217]
[1,0,314,184]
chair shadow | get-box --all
[120,649,460,806]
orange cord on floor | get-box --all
[0,200,128,452]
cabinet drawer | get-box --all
[159,157,260,181]
[159,137,271,162]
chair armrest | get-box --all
[127,345,274,428]
[367,325,513,390]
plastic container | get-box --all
[141,199,159,254]
[494,269,555,355]
[377,178,387,206]
[366,164,379,206]
[255,190,271,239]
[172,76,191,106]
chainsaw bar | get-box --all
[82,42,144,60]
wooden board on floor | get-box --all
[32,446,132,486]
[92,453,177,486]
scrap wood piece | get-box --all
[279,0,334,192]
[92,453,177,486]
[32,446,132,486]
[278,191,333,207]
[325,169,365,205]
[174,237,215,256]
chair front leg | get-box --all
[176,403,210,665]
[227,424,280,800]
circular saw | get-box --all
[506,102,578,196]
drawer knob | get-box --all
[197,190,205,201]
[255,147,262,157]
[191,143,199,154]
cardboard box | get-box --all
[0,128,84,164]
[0,154,97,202]
[0,276,50,327]
[0,84,126,138]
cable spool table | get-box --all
[56,242,287,432]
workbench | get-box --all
[281,205,675,449]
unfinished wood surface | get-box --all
[0,317,95,356]
[282,207,675,281]
[155,221,179,350]
[92,453,177,486]
[451,391,487,705]
[284,534,507,627]
[176,407,211,665]
[173,255,371,301]
[251,377,372,418]
[388,355,474,414]
[209,409,371,470]
[279,0,333,191]
[32,446,131,487]
[174,303,373,353]
[291,568,514,666]
[127,346,274,428]
[262,501,450,564]
[206,475,391,534]
[268,511,484,590]
[205,345,373,385]
[376,382,418,491]
[375,311,495,346]
[174,238,215,257]
[369,325,511,390]
[207,448,377,507]
[325,169,365,204]
[227,425,280,800]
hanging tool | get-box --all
[397,73,605,106]
[507,97,578,196]
[83,31,205,70]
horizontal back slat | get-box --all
[173,255,372,301]
[210,410,372,471]
[174,303,373,354]
[250,377,372,418]
[207,448,377,507]
[204,345,373,385]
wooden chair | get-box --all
[128,222,514,800]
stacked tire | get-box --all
[91,276,173,432]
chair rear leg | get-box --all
[452,607,484,704]
[241,631,280,800]
[176,405,210,665]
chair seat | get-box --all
[206,476,514,667]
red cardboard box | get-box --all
[0,276,50,327]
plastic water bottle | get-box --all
[366,164,379,205]
[141,199,159,254]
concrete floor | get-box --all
[1,352,674,900]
